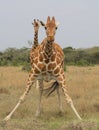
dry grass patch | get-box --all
[60,120,98,130]
[0,66,99,130]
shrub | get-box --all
[22,63,31,71]
[76,59,90,66]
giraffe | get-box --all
[30,19,40,63]
[30,19,40,89]
[31,19,63,115]
[31,18,65,116]
[4,16,82,121]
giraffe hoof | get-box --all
[3,116,11,121]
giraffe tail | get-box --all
[44,81,59,97]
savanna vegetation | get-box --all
[0,46,99,130]
[0,46,99,71]
[0,66,99,130]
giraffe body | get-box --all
[30,19,62,116]
[30,39,64,82]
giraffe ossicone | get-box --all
[4,16,82,121]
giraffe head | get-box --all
[32,19,40,32]
[39,16,59,42]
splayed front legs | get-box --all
[4,99,21,121]
[64,92,82,120]
[4,72,82,121]
[57,74,82,120]
[4,72,35,121]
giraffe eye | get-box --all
[55,27,58,30]
[45,27,47,30]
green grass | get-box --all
[0,118,98,130]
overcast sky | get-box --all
[0,0,99,51]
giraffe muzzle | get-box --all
[47,36,54,42]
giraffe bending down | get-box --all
[4,16,82,121]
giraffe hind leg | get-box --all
[4,72,35,121]
[56,85,63,113]
[35,80,43,117]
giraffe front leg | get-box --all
[35,80,43,117]
[4,71,35,121]
[57,74,82,120]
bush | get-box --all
[0,46,99,68]
[76,59,90,66]
[22,63,31,71]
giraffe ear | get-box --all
[32,21,34,25]
[34,19,36,23]
[32,19,36,25]
[56,22,60,27]
[47,16,50,23]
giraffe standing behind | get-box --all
[30,19,40,89]
[4,16,82,121]
[30,19,40,64]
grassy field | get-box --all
[0,66,99,130]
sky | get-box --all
[0,0,99,51]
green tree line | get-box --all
[63,47,99,66]
[0,47,30,66]
[0,46,99,69]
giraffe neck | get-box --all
[33,31,38,49]
[44,40,53,58]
